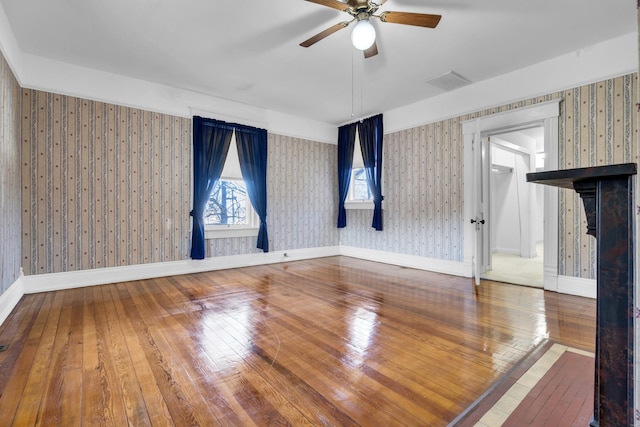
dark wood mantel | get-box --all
[527,163,636,427]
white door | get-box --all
[462,100,560,292]
[472,136,490,285]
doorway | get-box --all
[480,127,544,287]
[462,100,561,291]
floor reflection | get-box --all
[348,306,379,362]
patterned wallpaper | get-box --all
[558,74,637,278]
[340,120,465,261]
[267,134,338,251]
[205,133,339,256]
[0,52,21,296]
[340,74,637,280]
[21,90,339,274]
[21,90,192,275]
[18,73,638,280]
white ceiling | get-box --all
[0,0,635,125]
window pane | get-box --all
[205,180,248,225]
[352,168,372,200]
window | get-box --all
[346,130,374,209]
[204,134,259,238]
[350,169,372,200]
[204,179,250,225]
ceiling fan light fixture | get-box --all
[351,19,376,50]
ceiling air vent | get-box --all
[425,71,471,92]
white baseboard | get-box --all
[543,268,559,292]
[557,275,596,299]
[22,245,471,295]
[0,270,25,326]
[339,246,472,277]
[2,246,468,328]
[493,248,521,256]
[2,247,595,329]
[23,246,341,294]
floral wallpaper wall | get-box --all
[18,73,637,280]
[558,74,637,279]
[205,133,339,257]
[340,74,637,280]
[339,119,465,262]
[21,90,193,275]
[0,51,21,296]
[21,89,339,274]
[267,134,339,251]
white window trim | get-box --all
[204,184,260,239]
[205,224,259,239]
[345,130,383,210]
[205,196,259,239]
[345,199,375,210]
[346,167,374,209]
[204,133,260,239]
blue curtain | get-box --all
[337,123,357,228]
[236,124,269,252]
[358,114,384,231]
[190,116,234,259]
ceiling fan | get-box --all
[300,0,442,58]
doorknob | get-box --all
[470,218,485,224]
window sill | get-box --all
[345,200,374,210]
[205,226,259,239]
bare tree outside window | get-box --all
[352,168,372,200]
[204,180,248,225]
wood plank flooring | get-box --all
[0,256,596,426]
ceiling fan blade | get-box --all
[364,41,378,59]
[300,21,350,47]
[304,0,351,12]
[379,11,442,28]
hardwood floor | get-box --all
[0,256,595,426]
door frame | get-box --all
[462,100,560,291]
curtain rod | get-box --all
[188,107,268,130]
[337,112,383,128]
